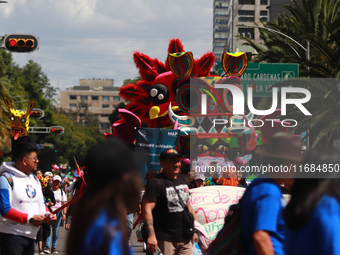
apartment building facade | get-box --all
[59,79,124,132]
[227,0,268,54]
[213,0,230,63]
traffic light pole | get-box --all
[28,127,51,133]
[28,126,64,134]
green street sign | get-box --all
[216,62,299,97]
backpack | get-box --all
[1,172,13,189]
[204,199,245,255]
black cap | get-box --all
[160,148,183,162]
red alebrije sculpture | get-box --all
[119,38,215,128]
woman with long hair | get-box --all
[284,146,340,255]
[67,139,143,255]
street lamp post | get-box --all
[237,24,308,60]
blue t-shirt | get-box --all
[241,177,285,255]
[285,195,340,255]
[76,210,134,255]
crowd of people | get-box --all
[188,168,248,189]
[0,133,340,255]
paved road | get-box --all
[35,225,145,255]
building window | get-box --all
[113,96,120,101]
[102,104,109,108]
[70,95,77,100]
[101,123,110,128]
[239,0,255,4]
[215,26,228,32]
[70,103,77,109]
[102,96,109,101]
[101,114,110,117]
[215,18,228,24]
[238,10,255,22]
[214,49,224,55]
[113,105,117,109]
[260,0,268,5]
[260,10,268,22]
[238,27,254,39]
[215,9,228,15]
[91,96,99,100]
[215,42,225,47]
[214,33,228,39]
[80,95,88,100]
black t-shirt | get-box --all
[143,173,190,242]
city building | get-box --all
[59,79,124,132]
[227,0,268,54]
[213,0,230,64]
[268,0,301,22]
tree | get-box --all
[64,101,101,131]
[109,102,126,125]
[0,49,12,153]
[239,0,340,147]
[240,0,340,78]
[39,113,103,171]
[122,76,141,86]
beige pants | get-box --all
[158,240,192,255]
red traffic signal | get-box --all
[50,126,64,134]
[30,109,44,119]
[4,34,39,53]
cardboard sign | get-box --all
[190,186,245,240]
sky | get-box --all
[0,0,213,94]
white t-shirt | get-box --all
[51,188,67,212]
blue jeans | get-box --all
[46,211,62,249]
[127,213,134,238]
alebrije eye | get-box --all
[148,84,169,105]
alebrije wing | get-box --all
[166,38,185,70]
[193,52,215,77]
[153,58,168,74]
[133,52,159,82]
[167,38,185,54]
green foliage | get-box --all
[109,102,126,125]
[38,113,103,171]
[0,49,14,152]
[240,0,340,78]
[122,76,141,86]
[239,0,340,147]
[0,49,103,168]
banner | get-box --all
[135,128,180,177]
[190,186,245,240]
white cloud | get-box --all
[1,0,213,92]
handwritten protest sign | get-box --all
[190,186,245,240]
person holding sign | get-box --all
[143,149,198,255]
[241,133,303,255]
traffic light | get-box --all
[30,109,44,119]
[50,126,64,135]
[37,143,54,150]
[3,34,39,53]
[44,143,54,149]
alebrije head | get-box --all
[4,96,34,140]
